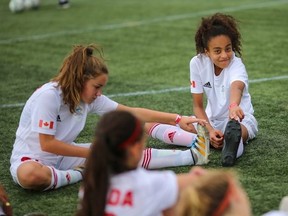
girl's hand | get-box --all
[229,106,244,122]
[178,116,208,133]
[209,129,224,149]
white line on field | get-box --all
[0,0,288,45]
[1,75,287,109]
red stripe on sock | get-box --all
[141,150,147,168]
[142,148,151,169]
[148,123,160,136]
[50,167,58,190]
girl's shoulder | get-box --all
[190,53,210,64]
[30,82,62,102]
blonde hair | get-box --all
[177,170,238,216]
[51,44,108,113]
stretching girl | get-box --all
[10,44,209,191]
[190,13,258,166]
[147,13,258,167]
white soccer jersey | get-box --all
[104,168,178,216]
[190,53,254,121]
[10,82,118,166]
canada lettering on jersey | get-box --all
[107,188,134,207]
[39,120,54,129]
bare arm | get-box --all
[117,104,207,133]
[192,93,224,148]
[229,80,245,121]
[39,134,90,158]
[117,104,177,124]
[162,167,207,216]
[177,166,207,191]
[192,93,210,129]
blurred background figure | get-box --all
[58,0,69,9]
[0,184,13,216]
[9,0,70,13]
[262,196,288,216]
[176,169,251,216]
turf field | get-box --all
[0,0,288,215]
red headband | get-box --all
[212,181,232,216]
[119,119,142,149]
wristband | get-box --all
[175,115,182,125]
[229,102,238,110]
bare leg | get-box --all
[17,161,51,191]
[16,161,83,191]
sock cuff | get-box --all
[148,123,160,136]
[43,166,57,191]
[141,148,152,169]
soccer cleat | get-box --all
[73,165,85,177]
[221,119,242,167]
[190,124,210,165]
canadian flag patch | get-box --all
[190,80,196,88]
[39,120,54,129]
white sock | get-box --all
[149,124,197,147]
[45,166,83,190]
[140,148,194,169]
[236,138,244,158]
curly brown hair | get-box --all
[195,13,242,57]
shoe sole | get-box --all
[221,119,241,167]
[194,124,210,164]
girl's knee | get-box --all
[17,162,51,190]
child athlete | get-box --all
[10,44,209,191]
[77,110,208,216]
[147,13,258,167]
[190,13,258,166]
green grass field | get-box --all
[1,0,288,215]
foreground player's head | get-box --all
[91,110,145,172]
[78,110,145,216]
[52,44,109,113]
[176,170,251,216]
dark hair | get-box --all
[52,44,108,113]
[77,110,144,216]
[195,13,242,57]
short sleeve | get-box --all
[190,55,204,94]
[229,57,248,86]
[31,90,59,135]
[88,95,118,116]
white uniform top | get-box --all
[190,53,254,121]
[105,168,178,216]
[10,82,118,167]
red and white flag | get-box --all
[39,120,54,129]
[190,80,196,88]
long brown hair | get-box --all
[195,13,242,57]
[51,44,108,113]
[77,110,144,216]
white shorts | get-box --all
[210,113,258,141]
[10,143,91,185]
